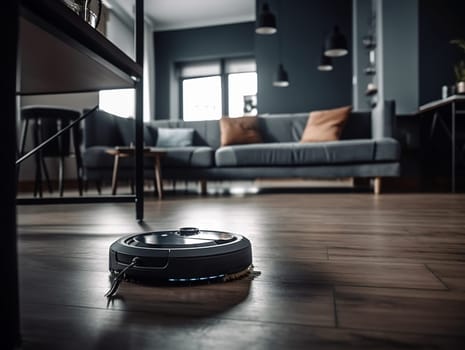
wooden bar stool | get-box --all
[18,106,83,197]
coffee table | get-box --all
[105,146,166,199]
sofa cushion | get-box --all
[115,117,155,146]
[219,116,263,146]
[215,138,399,167]
[162,147,214,168]
[156,128,194,147]
[301,105,352,142]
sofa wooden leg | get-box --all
[199,180,207,195]
[374,177,381,194]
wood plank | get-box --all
[335,286,465,336]
[328,242,465,263]
[427,262,465,292]
[20,302,465,350]
[252,258,445,289]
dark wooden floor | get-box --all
[16,191,465,349]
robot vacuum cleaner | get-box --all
[106,227,253,297]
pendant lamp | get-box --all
[273,64,290,87]
[324,26,348,57]
[272,0,289,87]
[256,2,277,35]
[317,48,333,71]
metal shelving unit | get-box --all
[3,1,145,347]
[16,0,145,220]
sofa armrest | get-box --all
[372,100,396,139]
[83,109,124,148]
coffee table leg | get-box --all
[111,154,120,195]
[154,155,163,200]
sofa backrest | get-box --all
[149,111,372,148]
[258,111,372,142]
[84,109,373,150]
[84,109,156,148]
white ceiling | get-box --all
[110,0,255,31]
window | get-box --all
[179,58,257,121]
[99,89,135,119]
[182,76,222,121]
[228,72,258,117]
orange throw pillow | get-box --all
[220,116,263,146]
[300,105,352,142]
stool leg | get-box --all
[374,177,382,195]
[41,156,53,194]
[17,119,29,188]
[56,119,64,197]
[33,154,41,198]
[111,154,120,195]
[32,121,43,198]
[37,121,53,194]
[199,180,207,195]
[154,155,163,199]
[96,180,102,195]
[72,123,83,196]
[58,154,65,197]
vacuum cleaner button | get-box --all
[178,227,200,236]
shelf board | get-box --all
[18,0,142,95]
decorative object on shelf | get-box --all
[362,12,377,108]
[457,81,465,94]
[442,85,449,99]
[365,82,378,96]
[364,63,376,75]
[362,13,376,50]
[365,50,376,75]
[324,26,348,57]
[272,0,289,87]
[317,47,333,71]
[256,1,277,35]
[362,34,376,50]
[63,0,102,28]
[450,39,465,94]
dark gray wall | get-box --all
[419,0,465,105]
[255,0,352,114]
[154,22,255,119]
[153,1,352,119]
[376,0,418,115]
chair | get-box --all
[18,106,83,197]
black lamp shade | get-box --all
[256,3,277,35]
[318,51,333,71]
[273,64,290,87]
[324,26,348,57]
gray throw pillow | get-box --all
[156,128,194,147]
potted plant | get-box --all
[450,39,465,94]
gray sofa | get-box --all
[82,103,400,194]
